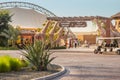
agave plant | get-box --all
[21,40,56,71]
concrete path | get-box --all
[0,47,120,80]
[51,48,120,80]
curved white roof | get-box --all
[7,7,47,28]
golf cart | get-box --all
[94,37,120,55]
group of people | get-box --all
[67,39,89,48]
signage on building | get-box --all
[59,21,87,27]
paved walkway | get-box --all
[51,48,120,80]
[51,47,94,53]
[0,47,120,80]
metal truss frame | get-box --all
[0,1,56,17]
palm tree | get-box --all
[1,25,20,47]
[0,10,12,46]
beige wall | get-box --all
[77,35,97,44]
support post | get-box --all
[105,19,111,44]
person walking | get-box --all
[74,40,78,48]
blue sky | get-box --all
[0,0,119,17]
[0,0,120,32]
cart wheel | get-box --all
[104,48,107,52]
[116,50,120,55]
[94,49,98,54]
[99,51,103,54]
[110,48,113,52]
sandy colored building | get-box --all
[74,32,98,44]
[112,12,120,32]
[18,27,37,44]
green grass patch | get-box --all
[0,46,18,50]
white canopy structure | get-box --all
[7,7,46,28]
[0,1,56,28]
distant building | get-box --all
[18,27,38,44]
[74,32,98,44]
[111,12,120,32]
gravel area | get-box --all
[0,65,61,80]
[0,71,53,80]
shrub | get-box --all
[0,56,11,72]
[0,61,11,72]
[0,55,25,73]
[9,58,22,71]
[21,40,56,71]
[20,59,29,67]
